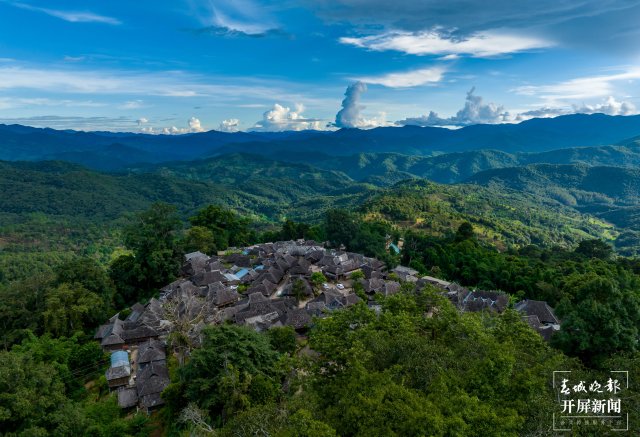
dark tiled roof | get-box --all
[140,393,165,409]
[182,255,208,276]
[106,365,130,381]
[522,315,542,330]
[342,293,361,306]
[214,288,240,306]
[94,323,112,340]
[366,259,386,270]
[117,387,138,408]
[306,250,325,262]
[248,292,268,303]
[121,324,158,342]
[383,281,401,296]
[284,308,312,329]
[161,278,188,293]
[205,260,225,271]
[137,339,166,364]
[185,251,208,261]
[392,266,419,277]
[125,303,146,324]
[515,300,560,325]
[306,301,327,316]
[319,255,338,267]
[342,260,361,272]
[177,281,198,295]
[275,258,292,272]
[193,270,227,286]
[225,253,251,267]
[323,265,343,276]
[362,278,386,294]
[246,283,271,297]
[361,264,382,279]
[101,319,125,346]
[136,362,170,397]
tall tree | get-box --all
[176,325,281,424]
[324,209,358,248]
[189,205,253,249]
[574,239,614,260]
[111,202,183,304]
[553,271,640,364]
[42,283,103,337]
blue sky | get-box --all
[1,0,640,132]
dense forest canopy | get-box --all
[2,200,640,435]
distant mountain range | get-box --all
[3,113,640,257]
[2,113,640,170]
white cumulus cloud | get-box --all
[251,103,324,131]
[573,96,637,116]
[335,81,366,128]
[219,118,240,132]
[188,116,204,132]
[516,96,638,121]
[334,82,390,128]
[142,117,206,135]
[397,87,509,127]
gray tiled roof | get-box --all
[137,339,166,364]
[117,387,138,408]
[515,300,560,325]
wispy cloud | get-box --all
[63,56,85,62]
[188,25,290,39]
[0,65,320,104]
[340,29,553,58]
[357,67,446,88]
[0,96,107,109]
[8,1,121,25]
[119,100,146,110]
[0,115,136,131]
[188,0,283,37]
[513,68,640,103]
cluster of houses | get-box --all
[95,310,170,412]
[94,239,560,410]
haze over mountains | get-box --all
[3,112,640,260]
[3,113,640,170]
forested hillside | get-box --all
[358,179,617,250]
[465,163,640,254]
[287,141,640,185]
[0,158,370,283]
[6,152,640,284]
[3,201,640,435]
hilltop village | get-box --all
[94,240,561,412]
